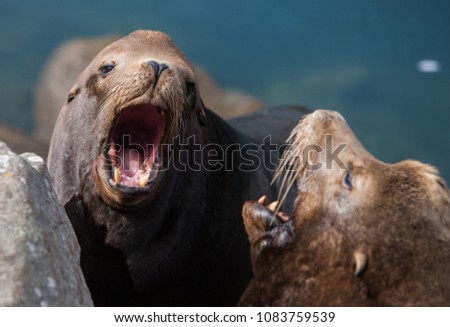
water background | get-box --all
[0,0,449,180]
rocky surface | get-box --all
[0,123,48,158]
[0,142,92,306]
[195,66,262,119]
[34,34,263,144]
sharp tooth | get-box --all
[258,195,268,205]
[141,157,148,167]
[267,201,279,212]
[139,173,150,187]
[114,167,121,184]
[353,251,368,276]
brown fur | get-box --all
[51,30,201,209]
[240,109,450,306]
[48,30,281,306]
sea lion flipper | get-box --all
[48,30,279,306]
[242,200,294,256]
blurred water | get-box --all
[0,0,449,180]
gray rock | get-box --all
[0,142,92,306]
[0,123,48,158]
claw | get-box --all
[267,201,279,212]
[258,195,268,205]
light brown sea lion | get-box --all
[34,34,262,145]
[239,109,450,306]
[47,30,308,306]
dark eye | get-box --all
[343,163,353,190]
[100,63,115,76]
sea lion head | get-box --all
[48,30,205,210]
[240,109,450,306]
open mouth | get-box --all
[105,104,166,189]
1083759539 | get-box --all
[256,311,335,323]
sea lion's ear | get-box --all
[67,85,80,103]
[185,80,206,124]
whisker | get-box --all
[270,116,308,214]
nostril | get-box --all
[159,63,169,73]
[147,60,169,78]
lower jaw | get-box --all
[94,162,163,211]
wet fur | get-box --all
[48,30,308,306]
[240,110,450,306]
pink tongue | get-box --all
[120,148,142,177]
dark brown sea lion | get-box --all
[47,30,307,306]
[239,109,450,306]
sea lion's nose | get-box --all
[145,60,169,79]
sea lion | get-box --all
[47,30,306,306]
[239,109,450,306]
[34,33,264,146]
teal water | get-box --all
[0,0,449,180]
